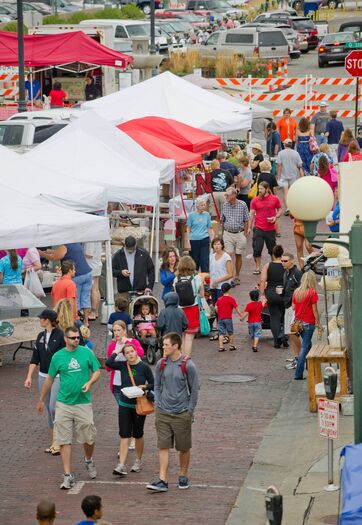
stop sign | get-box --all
[345,51,362,77]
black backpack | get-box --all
[175,276,195,307]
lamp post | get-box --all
[149,0,156,55]
[287,177,362,444]
[16,0,27,113]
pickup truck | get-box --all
[0,120,67,151]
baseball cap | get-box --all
[221,282,232,293]
[320,101,329,107]
[38,309,57,322]
[283,138,293,144]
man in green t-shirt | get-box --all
[37,325,101,490]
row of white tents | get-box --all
[0,71,258,308]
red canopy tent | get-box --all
[117,126,202,169]
[118,116,221,154]
[0,30,133,70]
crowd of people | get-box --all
[0,104,350,517]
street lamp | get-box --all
[287,176,362,445]
[286,177,334,241]
[16,0,27,113]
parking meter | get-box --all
[265,486,283,525]
[324,366,338,401]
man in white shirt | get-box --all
[276,138,304,214]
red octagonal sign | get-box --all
[345,50,362,77]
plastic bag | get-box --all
[24,268,45,298]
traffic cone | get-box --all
[277,59,282,78]
[268,60,273,79]
[283,57,288,78]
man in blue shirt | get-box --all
[25,78,41,102]
[217,151,239,178]
[75,495,103,525]
[326,110,344,162]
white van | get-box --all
[79,19,169,53]
[194,26,289,60]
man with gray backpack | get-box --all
[147,332,199,493]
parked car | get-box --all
[242,22,301,58]
[318,31,357,67]
[0,3,17,19]
[157,18,194,36]
[277,23,308,52]
[20,2,53,15]
[339,21,362,39]
[186,0,245,17]
[0,120,68,151]
[290,16,318,49]
[113,0,162,14]
[80,19,169,52]
[254,8,298,23]
[157,9,209,27]
[193,26,289,60]
[289,0,338,9]
[26,0,81,11]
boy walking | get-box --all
[240,290,264,352]
[215,282,243,352]
[157,292,188,337]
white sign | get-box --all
[318,398,339,440]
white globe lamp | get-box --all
[286,177,334,241]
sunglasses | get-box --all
[67,336,80,340]
[281,259,290,263]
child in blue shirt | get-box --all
[107,297,132,332]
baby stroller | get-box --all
[129,293,162,365]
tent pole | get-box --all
[104,239,115,319]
[155,195,160,283]
[150,205,156,255]
[30,70,34,110]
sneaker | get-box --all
[285,358,297,370]
[285,357,295,362]
[284,209,290,216]
[60,474,75,490]
[129,438,136,450]
[130,459,142,473]
[178,476,190,489]
[84,458,97,479]
[252,346,258,353]
[113,463,127,476]
[146,479,168,492]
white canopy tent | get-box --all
[0,183,115,315]
[81,71,252,133]
[26,112,165,205]
[0,145,107,213]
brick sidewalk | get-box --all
[0,216,301,525]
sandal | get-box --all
[253,270,261,275]
[51,448,61,456]
[223,336,230,344]
[229,346,237,351]
[44,447,52,454]
[218,348,226,352]
[209,335,219,341]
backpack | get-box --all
[160,356,190,395]
[175,276,195,307]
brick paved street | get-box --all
[0,216,301,525]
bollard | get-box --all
[277,59,282,77]
[268,60,273,79]
[265,486,283,525]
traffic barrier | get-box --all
[214,77,362,87]
[0,74,19,82]
[277,59,282,78]
[0,89,19,97]
[283,58,288,78]
[271,109,362,118]
[228,92,362,102]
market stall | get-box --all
[82,71,252,133]
[0,144,107,213]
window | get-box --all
[0,125,24,146]
[126,24,150,37]
[33,124,67,144]
[256,14,266,20]
[259,31,287,46]
[188,0,196,7]
[322,32,355,44]
[205,32,220,45]
[115,25,128,38]
[292,19,315,30]
[225,33,254,44]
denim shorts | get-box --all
[248,322,262,339]
[73,271,93,309]
[218,318,234,336]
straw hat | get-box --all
[251,143,263,152]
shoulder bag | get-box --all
[248,174,259,200]
[126,362,154,416]
[290,290,312,334]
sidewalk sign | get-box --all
[318,398,339,440]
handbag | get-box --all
[248,174,259,200]
[290,290,312,334]
[293,220,305,238]
[126,362,154,416]
[193,279,210,336]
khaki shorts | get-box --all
[54,402,97,445]
[210,192,226,218]
[278,177,297,189]
[223,230,246,255]
[155,409,192,451]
